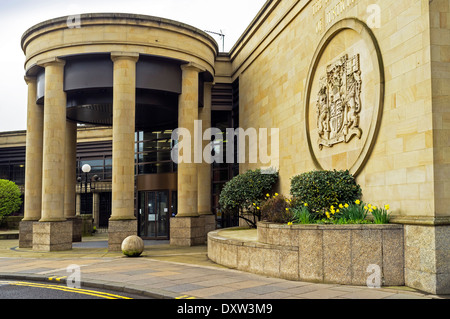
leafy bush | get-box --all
[261,194,292,224]
[219,169,278,228]
[0,179,23,224]
[290,170,362,217]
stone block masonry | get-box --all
[32,221,72,252]
[209,223,405,287]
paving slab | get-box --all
[0,232,447,300]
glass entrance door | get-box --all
[138,191,170,240]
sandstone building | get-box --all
[0,0,448,294]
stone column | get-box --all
[92,192,100,229]
[64,120,81,242]
[76,193,81,216]
[33,57,72,252]
[170,63,205,246]
[20,76,44,248]
[198,82,215,235]
[108,52,139,251]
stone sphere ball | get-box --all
[121,235,145,257]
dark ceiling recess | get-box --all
[35,53,197,131]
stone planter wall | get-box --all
[208,222,405,287]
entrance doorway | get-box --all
[138,191,172,240]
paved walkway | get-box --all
[0,232,447,300]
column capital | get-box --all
[36,57,66,68]
[204,81,215,88]
[24,75,37,85]
[181,62,206,73]
[111,51,139,63]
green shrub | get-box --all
[219,169,278,228]
[0,179,23,224]
[261,194,292,224]
[290,170,362,217]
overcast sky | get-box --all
[0,0,266,133]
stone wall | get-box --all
[404,224,450,294]
[208,223,404,287]
[230,0,435,219]
[221,0,450,294]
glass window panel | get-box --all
[12,164,25,185]
[80,159,104,167]
[157,191,169,238]
[147,193,156,238]
[137,162,175,175]
[103,171,112,181]
[135,129,177,175]
[139,192,146,237]
[0,165,10,180]
[80,193,93,215]
[156,151,172,162]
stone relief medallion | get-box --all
[316,54,362,150]
[304,19,384,176]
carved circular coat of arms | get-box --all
[304,18,384,176]
[317,53,363,150]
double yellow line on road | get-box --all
[0,281,133,299]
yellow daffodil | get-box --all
[287,222,293,226]
[266,194,270,197]
[330,205,335,210]
[326,212,331,219]
[373,206,377,210]
[344,203,349,208]
[275,193,279,196]
[253,203,256,206]
[339,204,344,209]
[336,209,340,213]
[286,208,289,211]
[364,206,368,210]
[368,204,372,208]
[355,200,361,205]
[385,204,390,211]
[304,203,308,207]
[256,207,260,210]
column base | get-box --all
[170,216,206,247]
[108,219,137,251]
[33,220,73,252]
[19,220,37,248]
[404,224,450,294]
[200,214,216,236]
[67,216,82,242]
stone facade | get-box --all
[214,0,450,295]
